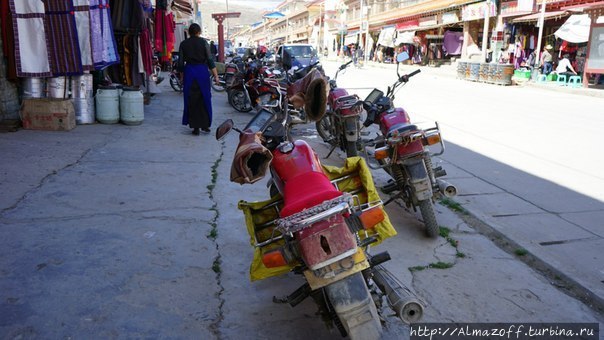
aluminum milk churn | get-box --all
[120,87,144,125]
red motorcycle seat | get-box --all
[387,123,417,138]
[280,171,342,218]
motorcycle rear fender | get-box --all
[402,160,432,201]
[344,117,359,142]
[296,214,358,271]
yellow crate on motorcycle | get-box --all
[238,157,396,281]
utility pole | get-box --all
[535,0,546,69]
[481,0,491,62]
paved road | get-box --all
[0,70,602,339]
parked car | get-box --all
[276,43,320,70]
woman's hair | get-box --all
[188,23,201,36]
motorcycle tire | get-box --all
[325,272,382,340]
[418,199,439,238]
[345,141,358,157]
[228,89,253,113]
[211,74,226,92]
[169,74,183,92]
[315,116,337,146]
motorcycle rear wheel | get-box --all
[325,272,382,340]
[169,74,182,92]
[228,89,253,112]
[211,74,226,92]
[418,199,439,238]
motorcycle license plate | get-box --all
[303,249,369,290]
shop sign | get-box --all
[585,23,604,73]
[501,0,534,15]
[419,15,437,27]
[395,19,419,30]
[461,1,497,21]
[441,12,459,24]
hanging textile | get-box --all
[155,9,175,63]
[73,0,94,71]
[43,0,83,76]
[9,0,52,77]
[90,0,120,69]
[443,30,463,56]
[1,0,17,81]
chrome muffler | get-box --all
[436,178,457,197]
[372,265,424,324]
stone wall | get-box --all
[0,24,21,121]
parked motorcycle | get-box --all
[361,52,457,238]
[215,77,424,339]
[316,60,364,158]
[227,60,283,113]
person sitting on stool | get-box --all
[555,53,577,79]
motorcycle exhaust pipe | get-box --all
[371,265,424,324]
[436,178,457,198]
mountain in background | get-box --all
[200,0,281,39]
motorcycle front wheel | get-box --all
[418,199,439,238]
[228,89,253,112]
[316,115,337,146]
[325,272,382,340]
[344,140,358,157]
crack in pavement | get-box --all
[208,141,225,338]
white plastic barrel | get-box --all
[120,87,144,125]
[95,86,120,124]
[21,78,45,99]
[71,74,95,124]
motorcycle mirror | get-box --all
[215,119,235,140]
[396,52,410,63]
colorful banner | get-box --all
[461,1,497,21]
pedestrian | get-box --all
[210,40,218,61]
[177,23,220,135]
[540,44,553,75]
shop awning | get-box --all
[513,10,568,23]
[554,14,591,43]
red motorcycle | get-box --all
[216,78,423,339]
[361,53,457,238]
[316,60,364,157]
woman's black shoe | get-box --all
[192,128,200,135]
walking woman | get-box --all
[178,23,219,135]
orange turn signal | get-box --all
[261,249,288,268]
[374,147,389,160]
[424,133,441,146]
[359,206,385,230]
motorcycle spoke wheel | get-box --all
[418,199,439,238]
[324,272,382,340]
[315,116,336,145]
[211,75,226,92]
[228,89,252,112]
[345,140,358,157]
[169,75,182,92]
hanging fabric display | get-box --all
[155,9,175,63]
[1,0,17,81]
[9,0,52,77]
[90,0,120,69]
[43,0,83,76]
[73,0,94,71]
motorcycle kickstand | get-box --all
[324,144,338,159]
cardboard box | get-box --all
[21,99,76,131]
